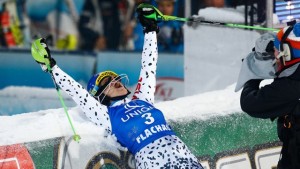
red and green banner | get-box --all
[0,144,35,169]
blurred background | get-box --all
[0,1,296,167]
[0,0,299,114]
[1,0,298,53]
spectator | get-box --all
[78,0,121,51]
[227,0,268,24]
[204,0,225,7]
[119,0,137,50]
[133,0,184,53]
[119,0,151,51]
[255,0,267,24]
[132,2,147,51]
[191,1,206,15]
[156,0,183,53]
[26,0,84,50]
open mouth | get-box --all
[113,82,123,88]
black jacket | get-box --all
[241,64,300,169]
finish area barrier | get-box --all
[0,113,281,169]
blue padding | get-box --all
[274,37,280,50]
[293,48,300,58]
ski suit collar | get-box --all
[110,98,131,107]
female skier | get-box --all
[31,5,203,169]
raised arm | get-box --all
[51,66,112,133]
[132,5,159,105]
[31,38,112,134]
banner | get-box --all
[171,113,281,169]
[0,144,35,168]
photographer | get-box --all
[238,22,300,169]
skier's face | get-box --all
[101,76,128,98]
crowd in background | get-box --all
[0,0,265,53]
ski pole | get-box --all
[44,58,81,142]
[138,3,279,32]
[189,19,279,31]
[32,39,81,142]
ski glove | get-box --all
[136,4,159,34]
[31,38,56,72]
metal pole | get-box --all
[250,0,254,26]
[185,0,191,18]
[266,0,274,29]
[245,0,248,25]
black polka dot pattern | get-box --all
[133,32,203,169]
[132,32,158,105]
[135,135,203,169]
[52,65,112,134]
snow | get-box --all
[158,84,241,121]
[0,84,242,146]
[198,7,245,23]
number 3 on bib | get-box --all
[141,113,155,124]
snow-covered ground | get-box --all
[0,84,242,146]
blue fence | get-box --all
[0,49,183,115]
[0,49,96,89]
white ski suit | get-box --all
[51,32,203,168]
